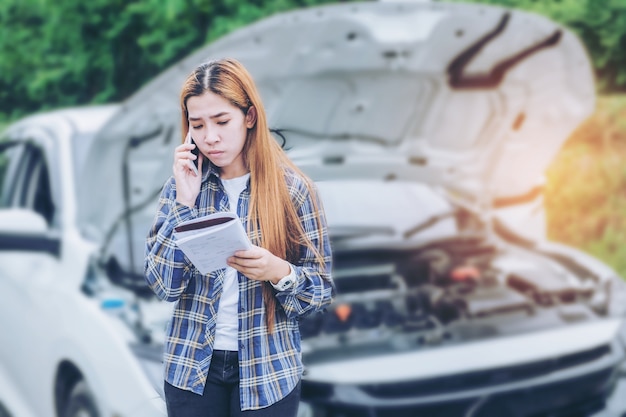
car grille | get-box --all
[319,367,615,417]
[360,344,611,398]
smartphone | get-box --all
[189,135,200,176]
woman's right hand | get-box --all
[173,132,203,207]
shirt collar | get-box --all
[202,160,251,187]
[203,160,220,182]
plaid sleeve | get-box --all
[144,177,198,302]
[275,174,335,318]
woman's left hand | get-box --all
[227,245,291,284]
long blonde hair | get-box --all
[180,58,326,331]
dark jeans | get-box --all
[164,350,301,417]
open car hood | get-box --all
[77,1,595,246]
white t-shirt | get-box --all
[213,172,250,351]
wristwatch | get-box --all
[271,266,296,291]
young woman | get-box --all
[144,58,334,417]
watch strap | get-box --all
[271,265,297,291]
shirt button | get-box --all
[239,343,245,350]
[239,307,246,313]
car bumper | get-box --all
[301,340,623,416]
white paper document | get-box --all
[173,212,252,274]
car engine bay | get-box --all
[299,235,610,364]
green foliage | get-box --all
[0,0,346,122]
[2,0,625,122]
[545,94,626,278]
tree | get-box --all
[1,0,624,122]
[0,0,347,121]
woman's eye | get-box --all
[217,120,229,126]
[192,125,202,130]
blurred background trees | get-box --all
[1,0,625,277]
[0,0,346,121]
[1,0,625,122]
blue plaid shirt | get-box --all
[144,162,334,410]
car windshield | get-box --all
[0,139,17,207]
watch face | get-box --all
[281,278,294,290]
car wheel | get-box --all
[0,402,12,417]
[63,380,100,417]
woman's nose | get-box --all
[204,129,219,144]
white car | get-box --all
[0,105,170,417]
[2,1,626,417]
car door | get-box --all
[0,135,63,414]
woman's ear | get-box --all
[245,106,257,128]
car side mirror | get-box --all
[0,208,60,256]
[0,208,48,234]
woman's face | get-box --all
[187,91,255,179]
